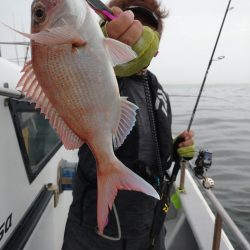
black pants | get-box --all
[62,215,166,250]
[62,174,166,250]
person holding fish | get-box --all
[5,0,195,247]
[62,0,195,250]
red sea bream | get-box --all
[12,0,159,233]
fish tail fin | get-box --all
[97,158,160,234]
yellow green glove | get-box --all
[173,137,196,160]
[177,145,196,160]
[102,25,160,77]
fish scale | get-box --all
[36,43,116,140]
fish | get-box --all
[7,0,160,233]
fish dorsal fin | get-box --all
[113,97,138,149]
[104,38,137,67]
[18,61,84,150]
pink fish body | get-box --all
[15,0,159,233]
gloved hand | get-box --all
[173,130,196,160]
[101,7,160,76]
[103,7,143,45]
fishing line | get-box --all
[187,0,232,131]
[96,203,122,241]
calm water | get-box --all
[164,84,250,249]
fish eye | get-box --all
[33,6,46,23]
[36,9,44,18]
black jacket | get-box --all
[71,70,173,238]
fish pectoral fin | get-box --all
[104,38,137,67]
[113,97,138,149]
[97,159,160,234]
[35,26,86,46]
[18,61,84,150]
[3,23,86,46]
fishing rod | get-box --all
[170,0,235,195]
[169,0,233,187]
[187,0,232,131]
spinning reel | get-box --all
[194,150,214,189]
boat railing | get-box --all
[179,160,250,250]
[0,86,23,99]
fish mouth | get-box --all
[32,2,47,24]
[31,0,62,32]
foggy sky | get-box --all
[0,0,249,85]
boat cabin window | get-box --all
[8,99,62,183]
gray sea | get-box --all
[164,84,250,249]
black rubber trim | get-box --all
[1,186,53,250]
